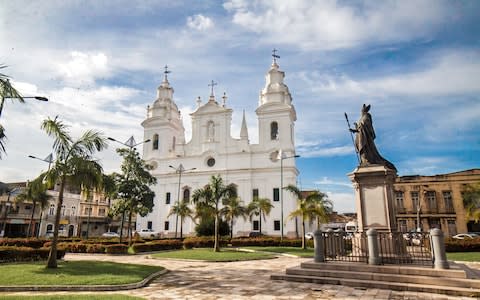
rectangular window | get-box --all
[395,191,404,212]
[273,188,280,202]
[84,207,92,215]
[429,218,441,230]
[426,191,437,212]
[398,219,407,232]
[166,192,171,204]
[447,220,457,236]
[24,205,32,210]
[443,191,454,212]
[164,221,169,231]
[253,220,259,231]
[252,188,259,199]
[147,221,153,230]
[98,208,105,216]
[411,192,419,212]
[274,220,281,231]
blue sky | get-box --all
[1,0,479,213]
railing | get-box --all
[319,231,433,266]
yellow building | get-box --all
[394,169,480,236]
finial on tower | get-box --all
[272,48,280,64]
[196,96,202,108]
[163,65,171,81]
[222,92,227,107]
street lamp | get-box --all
[1,187,20,237]
[0,95,48,118]
[28,153,54,171]
[277,150,300,241]
[169,164,196,238]
[108,135,151,241]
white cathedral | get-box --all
[138,57,299,237]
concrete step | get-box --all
[286,266,480,289]
[300,261,467,279]
[271,273,480,297]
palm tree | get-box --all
[16,176,51,237]
[221,197,248,239]
[285,185,333,249]
[247,197,274,235]
[168,199,194,239]
[192,175,237,252]
[463,183,480,222]
[40,116,107,268]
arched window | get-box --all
[183,188,190,202]
[207,121,215,140]
[49,204,55,216]
[46,224,53,232]
[270,122,279,140]
[172,136,176,150]
[153,134,159,150]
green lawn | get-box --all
[0,261,163,286]
[151,248,275,261]
[242,246,314,258]
[447,252,480,262]
[0,295,143,300]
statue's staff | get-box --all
[344,112,360,164]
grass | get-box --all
[151,248,275,261]
[0,261,163,286]
[447,252,480,262]
[242,246,314,258]
[0,295,143,300]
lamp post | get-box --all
[1,188,20,237]
[169,164,196,238]
[278,150,300,241]
[108,136,150,241]
[28,153,54,237]
[0,95,48,118]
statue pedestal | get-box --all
[348,165,397,233]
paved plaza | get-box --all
[1,253,477,300]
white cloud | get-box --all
[187,14,214,31]
[315,177,352,188]
[224,0,449,50]
[57,51,110,86]
[297,145,353,158]
[326,192,355,213]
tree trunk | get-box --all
[259,209,262,234]
[127,210,133,246]
[230,219,233,239]
[180,215,183,239]
[302,218,306,249]
[119,210,125,243]
[28,201,36,237]
[214,211,220,252]
[46,177,66,268]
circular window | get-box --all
[207,157,216,167]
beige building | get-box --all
[393,169,480,236]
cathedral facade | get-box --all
[138,59,299,237]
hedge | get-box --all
[105,244,128,254]
[0,246,66,263]
[445,237,480,252]
[131,240,183,253]
[0,238,48,249]
[183,237,229,249]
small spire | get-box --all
[240,110,249,141]
[208,80,217,98]
[222,92,227,107]
[272,48,280,65]
[196,96,202,108]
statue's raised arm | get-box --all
[349,104,396,171]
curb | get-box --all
[0,269,168,292]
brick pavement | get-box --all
[0,253,476,299]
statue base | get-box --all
[348,165,397,233]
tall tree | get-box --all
[40,116,107,268]
[101,173,117,232]
[247,197,273,235]
[0,65,24,158]
[168,199,194,239]
[285,185,333,249]
[463,183,480,222]
[192,175,237,252]
[221,197,247,239]
[16,176,52,237]
[114,148,156,245]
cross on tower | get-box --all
[272,48,280,64]
[164,65,171,80]
[208,80,218,96]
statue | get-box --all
[348,104,396,171]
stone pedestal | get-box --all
[348,165,397,233]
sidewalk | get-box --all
[1,253,476,299]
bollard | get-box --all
[367,228,381,265]
[430,228,449,269]
[313,230,324,262]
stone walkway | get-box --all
[1,253,476,299]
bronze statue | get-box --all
[348,104,396,171]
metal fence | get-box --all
[321,231,433,266]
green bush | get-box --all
[86,244,106,253]
[131,243,151,253]
[445,237,480,252]
[183,237,229,249]
[195,217,230,237]
[105,244,128,254]
[0,246,65,262]
[0,238,48,249]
